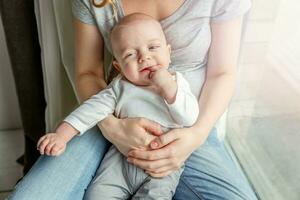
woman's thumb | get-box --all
[143,120,163,136]
[150,130,180,149]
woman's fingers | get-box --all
[150,129,181,149]
[145,165,177,174]
[128,155,183,177]
[127,157,168,170]
[127,156,181,173]
[140,118,163,136]
[128,144,174,160]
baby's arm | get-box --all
[149,70,199,126]
[163,72,199,126]
[37,81,118,156]
[37,122,79,156]
[63,87,116,136]
[149,69,177,104]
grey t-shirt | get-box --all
[72,0,251,98]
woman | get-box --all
[8,0,257,199]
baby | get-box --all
[37,13,199,200]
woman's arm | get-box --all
[73,19,107,102]
[192,15,242,141]
[74,19,163,155]
[127,16,244,177]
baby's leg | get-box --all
[84,146,132,200]
[132,167,183,200]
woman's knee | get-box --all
[174,128,257,200]
[7,126,111,200]
[69,126,110,154]
[175,171,257,200]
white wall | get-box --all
[0,16,22,130]
[227,0,300,199]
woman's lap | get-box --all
[7,126,111,200]
[8,127,257,200]
[174,128,257,200]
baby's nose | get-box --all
[138,52,151,63]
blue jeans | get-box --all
[7,126,257,200]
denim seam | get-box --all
[181,177,205,200]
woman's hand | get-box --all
[98,115,164,156]
[127,126,206,177]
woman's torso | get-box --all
[72,0,251,97]
[93,0,215,97]
[121,0,187,22]
[104,0,212,69]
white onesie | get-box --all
[63,71,199,200]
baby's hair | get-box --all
[109,13,168,60]
[109,13,163,56]
[110,13,159,38]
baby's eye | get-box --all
[125,54,132,58]
[124,52,136,59]
[149,45,160,50]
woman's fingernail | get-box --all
[127,158,132,163]
[151,141,158,148]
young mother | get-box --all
[8,0,257,199]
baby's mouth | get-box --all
[140,66,153,73]
[140,65,158,79]
[140,65,157,73]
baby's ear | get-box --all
[112,60,121,72]
[167,44,172,64]
[167,44,171,54]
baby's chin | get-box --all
[128,74,153,86]
[132,80,152,87]
[124,77,150,87]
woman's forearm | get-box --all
[193,72,236,142]
[97,114,119,140]
[76,73,107,103]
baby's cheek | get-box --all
[124,69,139,81]
[157,55,171,68]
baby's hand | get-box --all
[37,133,67,156]
[148,69,177,99]
[148,69,175,96]
[149,68,170,86]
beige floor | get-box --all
[0,129,24,200]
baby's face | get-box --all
[111,20,171,86]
